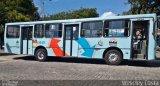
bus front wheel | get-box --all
[104,49,122,65]
[35,49,48,61]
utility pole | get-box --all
[41,0,52,18]
[41,0,45,18]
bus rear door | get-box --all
[21,26,33,54]
[63,24,79,56]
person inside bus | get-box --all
[96,30,102,37]
[133,30,143,49]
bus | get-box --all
[4,14,160,65]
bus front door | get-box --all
[21,26,33,54]
[64,24,79,56]
[132,20,149,60]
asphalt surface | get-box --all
[1,49,160,80]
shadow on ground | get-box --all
[0,53,16,56]
[13,56,160,67]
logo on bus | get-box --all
[33,40,38,46]
[98,40,103,46]
[109,39,117,47]
[38,41,45,44]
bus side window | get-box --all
[6,25,20,38]
[81,21,103,38]
[103,20,130,37]
[158,20,160,33]
[45,24,62,38]
[157,19,160,46]
[34,24,44,38]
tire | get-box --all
[35,48,48,62]
[104,49,122,65]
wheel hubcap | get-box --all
[108,53,118,62]
[38,51,44,60]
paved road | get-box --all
[1,50,160,80]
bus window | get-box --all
[157,18,160,46]
[158,18,160,29]
[34,24,44,38]
[45,24,62,38]
[104,20,130,37]
[6,25,20,38]
[81,21,103,37]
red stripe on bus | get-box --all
[49,38,69,56]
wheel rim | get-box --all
[37,51,45,60]
[108,53,118,62]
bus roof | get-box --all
[6,13,157,25]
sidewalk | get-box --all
[0,49,4,53]
[0,49,15,56]
[0,49,25,62]
[0,54,29,62]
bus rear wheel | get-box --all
[35,48,48,62]
[104,49,122,65]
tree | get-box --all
[43,8,99,20]
[124,0,160,15]
[0,0,39,24]
[0,0,39,47]
[0,0,40,28]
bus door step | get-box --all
[134,49,142,54]
[134,54,145,59]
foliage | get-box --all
[124,0,160,15]
[43,8,99,20]
[0,0,40,37]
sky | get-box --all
[33,0,130,16]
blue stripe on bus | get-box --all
[77,38,96,57]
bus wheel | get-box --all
[104,50,122,65]
[35,49,47,61]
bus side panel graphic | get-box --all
[77,38,96,58]
[49,38,69,56]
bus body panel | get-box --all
[4,14,157,61]
[148,19,156,60]
[32,38,64,56]
[4,38,21,54]
[77,37,131,59]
